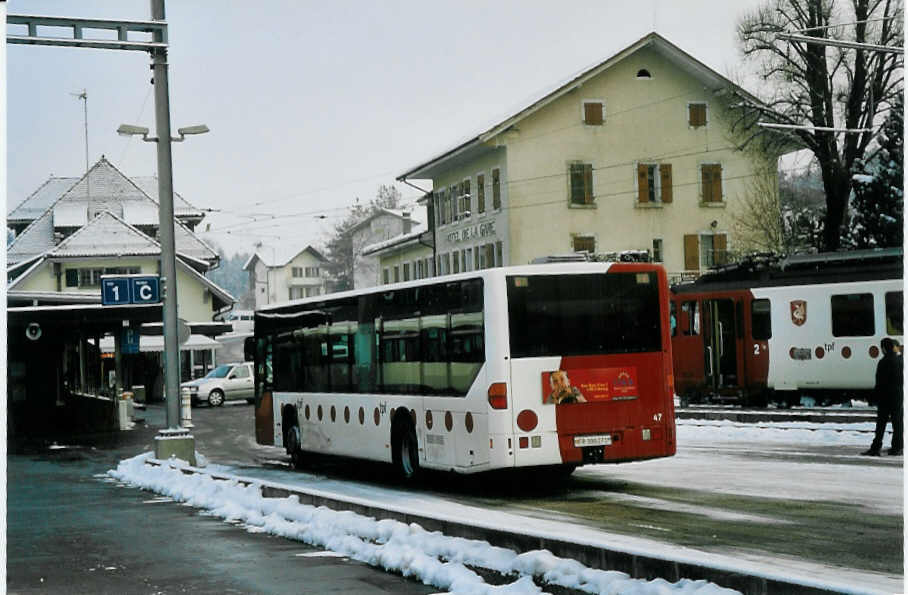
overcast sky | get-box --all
[7,0,767,257]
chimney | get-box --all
[402,212,412,234]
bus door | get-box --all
[702,299,740,392]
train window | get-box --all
[682,301,700,336]
[751,299,771,340]
[831,293,875,337]
[886,292,903,335]
[670,301,678,337]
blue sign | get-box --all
[101,277,131,306]
[101,275,161,305]
[131,276,160,304]
[122,327,141,354]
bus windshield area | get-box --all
[507,272,662,358]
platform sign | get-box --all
[122,327,140,354]
[101,277,131,306]
[131,276,160,304]
[101,275,161,305]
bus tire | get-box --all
[392,417,420,481]
[285,422,305,470]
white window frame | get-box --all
[461,177,472,219]
[652,238,663,263]
[636,162,665,205]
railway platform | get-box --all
[675,406,876,424]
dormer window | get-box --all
[582,101,604,125]
[636,69,652,79]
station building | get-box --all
[374,33,780,285]
[7,157,233,439]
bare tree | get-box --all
[731,167,785,254]
[323,185,403,292]
[736,0,903,250]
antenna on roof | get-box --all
[70,89,91,218]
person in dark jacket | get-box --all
[862,338,903,456]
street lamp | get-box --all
[117,115,209,465]
[118,122,210,143]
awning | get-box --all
[99,333,221,353]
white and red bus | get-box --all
[247,262,676,479]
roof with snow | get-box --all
[362,227,427,256]
[7,157,217,266]
[9,170,203,222]
[242,244,328,271]
[398,32,766,180]
[346,207,421,235]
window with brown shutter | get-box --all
[713,233,728,266]
[701,164,722,203]
[637,164,649,203]
[477,173,485,213]
[583,101,604,125]
[570,162,594,205]
[660,163,673,203]
[573,235,595,253]
[684,234,700,271]
[689,103,707,127]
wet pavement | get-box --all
[6,404,435,595]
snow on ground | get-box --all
[109,453,737,595]
[677,419,880,447]
[107,419,903,594]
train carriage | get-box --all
[671,249,903,406]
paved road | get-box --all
[181,401,903,585]
[7,408,435,595]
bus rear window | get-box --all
[507,272,662,358]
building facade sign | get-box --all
[445,221,496,244]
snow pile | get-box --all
[677,419,879,446]
[109,453,739,595]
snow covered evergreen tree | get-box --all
[849,96,904,249]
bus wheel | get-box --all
[285,423,304,470]
[392,417,419,481]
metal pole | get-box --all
[151,0,180,429]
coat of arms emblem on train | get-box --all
[790,300,807,326]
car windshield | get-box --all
[203,365,232,379]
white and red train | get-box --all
[670,249,903,407]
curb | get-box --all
[148,459,863,595]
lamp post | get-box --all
[116,117,209,464]
[116,0,209,465]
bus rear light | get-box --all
[488,383,508,409]
[642,428,651,441]
[518,436,529,449]
[516,409,538,432]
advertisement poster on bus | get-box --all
[542,367,639,404]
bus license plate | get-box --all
[574,434,612,448]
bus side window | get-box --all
[886,291,903,335]
[751,299,771,340]
[682,301,699,336]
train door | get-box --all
[702,299,740,392]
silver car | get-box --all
[182,362,254,407]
